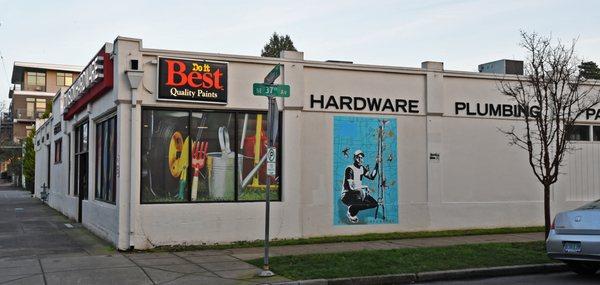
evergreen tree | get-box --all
[261,32,297,58]
[579,61,600,80]
[23,128,35,192]
[41,100,52,119]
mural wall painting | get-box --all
[333,116,398,225]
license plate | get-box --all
[563,241,582,253]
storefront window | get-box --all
[141,110,190,203]
[141,108,282,204]
[95,116,117,203]
[190,112,235,201]
[236,112,280,201]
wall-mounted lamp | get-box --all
[125,69,143,90]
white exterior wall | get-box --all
[299,67,430,236]
[68,90,120,245]
[431,76,541,228]
[116,38,302,248]
[34,119,50,199]
[42,98,78,220]
[34,52,120,245]
[35,37,600,250]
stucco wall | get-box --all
[35,37,600,250]
[117,39,301,247]
[34,120,50,198]
[35,79,120,245]
[67,89,119,245]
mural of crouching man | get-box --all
[341,150,379,223]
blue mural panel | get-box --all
[333,116,399,225]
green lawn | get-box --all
[248,241,556,280]
[148,226,543,251]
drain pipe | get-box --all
[125,67,144,249]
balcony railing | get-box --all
[8,85,19,98]
[12,109,46,121]
[9,84,47,94]
[23,84,46,92]
[10,84,21,92]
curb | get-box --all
[270,263,567,285]
[415,263,567,282]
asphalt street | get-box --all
[421,272,600,284]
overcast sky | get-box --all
[0,0,599,105]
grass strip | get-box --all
[146,226,543,252]
[247,241,555,280]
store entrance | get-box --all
[74,122,89,223]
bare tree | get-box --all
[499,31,600,238]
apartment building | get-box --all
[0,113,12,174]
[8,62,82,142]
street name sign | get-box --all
[253,83,291,97]
[264,64,281,84]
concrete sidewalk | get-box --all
[0,185,545,284]
[226,231,544,260]
[0,188,112,259]
[0,186,288,284]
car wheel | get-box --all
[566,261,600,275]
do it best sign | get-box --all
[158,57,228,104]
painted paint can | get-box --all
[206,152,241,200]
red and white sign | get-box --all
[63,44,114,120]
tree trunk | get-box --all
[544,184,551,239]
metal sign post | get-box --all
[259,96,277,277]
[257,64,284,277]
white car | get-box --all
[546,199,600,275]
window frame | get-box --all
[568,124,591,141]
[67,133,71,195]
[54,138,62,164]
[26,71,46,87]
[26,98,35,117]
[140,107,283,204]
[74,120,89,197]
[25,124,34,136]
[95,115,117,204]
[593,126,600,142]
[57,72,74,87]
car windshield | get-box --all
[577,199,600,210]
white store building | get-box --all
[34,37,600,250]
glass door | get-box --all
[74,122,89,222]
